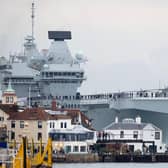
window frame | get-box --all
[38,121,42,129]
[11,120,15,128]
[20,121,24,128]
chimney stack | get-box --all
[115,116,118,123]
[51,98,57,111]
[135,116,141,124]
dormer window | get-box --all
[38,121,42,128]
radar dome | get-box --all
[75,51,87,63]
[43,64,49,69]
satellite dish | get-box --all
[75,51,88,63]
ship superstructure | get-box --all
[0,31,86,109]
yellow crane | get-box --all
[0,137,52,168]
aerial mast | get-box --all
[31,1,35,43]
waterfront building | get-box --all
[6,100,95,153]
[47,108,96,154]
[100,116,166,153]
[7,108,48,144]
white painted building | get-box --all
[47,110,96,154]
[101,116,166,153]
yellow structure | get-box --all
[31,138,52,167]
[13,137,31,168]
[6,137,52,168]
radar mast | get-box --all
[31,0,35,43]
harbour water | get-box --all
[53,163,168,168]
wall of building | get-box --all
[7,120,47,144]
[0,109,9,127]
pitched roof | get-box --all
[104,122,161,131]
[6,107,94,130]
[48,114,71,120]
[0,104,18,113]
[105,122,147,130]
[8,108,49,120]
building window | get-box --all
[11,120,15,128]
[64,122,67,128]
[0,117,4,121]
[20,121,24,128]
[80,146,86,152]
[10,97,14,103]
[133,131,138,139]
[38,132,42,141]
[66,146,71,153]
[52,122,55,128]
[73,146,79,152]
[11,131,15,140]
[61,122,63,128]
[155,132,160,140]
[120,131,124,138]
[38,121,42,128]
[50,122,52,128]
[6,97,9,103]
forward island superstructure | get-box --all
[0,31,86,109]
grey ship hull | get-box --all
[84,105,168,143]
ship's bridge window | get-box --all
[63,72,67,76]
[49,72,53,77]
[46,72,49,77]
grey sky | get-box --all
[1,0,168,94]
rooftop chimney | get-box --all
[51,99,57,111]
[135,116,141,124]
[115,116,119,123]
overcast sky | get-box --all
[1,0,168,94]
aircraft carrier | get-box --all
[1,2,168,142]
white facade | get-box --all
[47,113,96,154]
[102,116,166,153]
